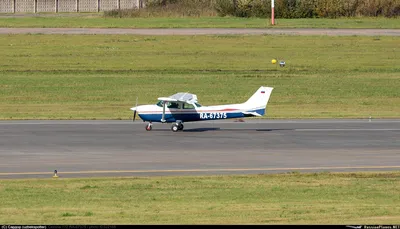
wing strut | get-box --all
[161,101,166,123]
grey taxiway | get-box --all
[0,119,399,179]
[1,28,399,36]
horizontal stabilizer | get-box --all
[242,111,262,117]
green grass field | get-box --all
[0,172,399,224]
[0,15,399,28]
[0,34,399,119]
[1,14,399,225]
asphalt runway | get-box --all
[0,28,399,36]
[0,119,399,179]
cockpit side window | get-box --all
[167,102,179,109]
[183,103,195,109]
[157,101,200,108]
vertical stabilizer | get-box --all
[244,86,274,109]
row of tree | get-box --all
[216,0,400,18]
[145,0,400,18]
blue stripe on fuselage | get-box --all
[138,108,265,123]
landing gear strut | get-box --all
[171,122,184,132]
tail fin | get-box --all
[243,86,274,111]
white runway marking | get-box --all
[295,129,400,131]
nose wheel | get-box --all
[171,123,184,132]
[145,122,152,131]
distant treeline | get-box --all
[105,0,400,18]
[216,0,400,18]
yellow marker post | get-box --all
[271,59,277,64]
[53,170,58,178]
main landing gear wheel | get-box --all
[171,124,179,132]
[145,123,152,131]
[171,123,183,132]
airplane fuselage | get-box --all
[136,104,266,123]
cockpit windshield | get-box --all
[156,101,164,107]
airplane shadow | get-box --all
[183,128,221,132]
[182,128,294,133]
[255,128,294,132]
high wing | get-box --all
[158,92,198,104]
[157,92,198,122]
[157,97,178,102]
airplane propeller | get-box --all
[132,96,138,122]
[133,110,137,122]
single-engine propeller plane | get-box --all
[130,86,273,132]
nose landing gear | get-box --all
[145,122,152,131]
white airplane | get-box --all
[130,86,274,132]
